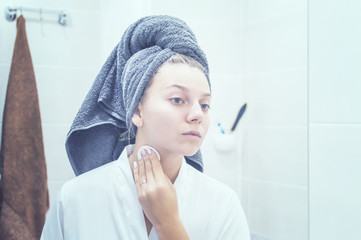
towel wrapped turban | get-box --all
[65,15,209,176]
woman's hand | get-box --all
[133,148,189,239]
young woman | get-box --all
[41,16,250,240]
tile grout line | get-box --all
[307,0,311,239]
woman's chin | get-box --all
[183,147,200,157]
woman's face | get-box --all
[135,63,211,157]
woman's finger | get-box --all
[133,158,140,193]
[137,149,147,188]
[143,149,155,185]
[148,149,164,182]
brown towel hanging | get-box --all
[0,15,49,240]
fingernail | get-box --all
[141,149,146,158]
[145,148,152,155]
[133,161,138,169]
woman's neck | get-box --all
[156,151,183,183]
[129,144,183,184]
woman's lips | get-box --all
[182,130,201,138]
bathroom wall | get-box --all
[309,0,361,239]
[239,1,309,239]
[5,1,360,240]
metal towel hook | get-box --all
[5,6,17,21]
[4,5,69,26]
[58,12,68,26]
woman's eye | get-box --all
[201,104,210,111]
[171,97,184,104]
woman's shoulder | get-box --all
[60,160,123,197]
[182,164,249,238]
[185,164,238,200]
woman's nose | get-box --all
[186,102,204,123]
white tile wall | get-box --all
[148,0,242,25]
[309,0,361,124]
[243,0,307,25]
[42,124,75,182]
[309,124,361,240]
[243,178,308,240]
[0,65,11,118]
[242,10,307,75]
[240,1,308,239]
[309,0,361,239]
[35,66,97,125]
[0,25,16,64]
[242,68,308,127]
[208,74,244,128]
[27,13,103,69]
[99,0,152,60]
[194,22,243,76]
[242,126,308,186]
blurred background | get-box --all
[0,0,360,239]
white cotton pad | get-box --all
[137,145,161,161]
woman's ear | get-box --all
[131,106,143,128]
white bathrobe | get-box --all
[41,145,250,240]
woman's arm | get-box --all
[155,217,189,240]
[133,149,189,240]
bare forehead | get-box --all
[150,63,209,91]
[167,84,211,98]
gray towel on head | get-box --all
[65,15,210,176]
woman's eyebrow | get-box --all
[167,84,188,92]
[167,84,211,97]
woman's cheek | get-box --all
[145,107,176,139]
